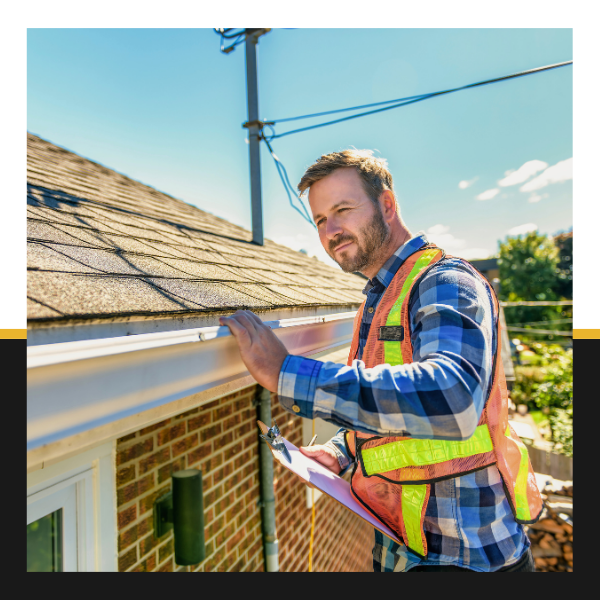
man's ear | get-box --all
[379,190,397,222]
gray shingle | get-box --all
[27,133,366,323]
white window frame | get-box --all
[27,441,117,571]
[27,470,92,571]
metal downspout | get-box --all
[257,385,279,571]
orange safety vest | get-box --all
[344,244,543,558]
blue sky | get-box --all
[27,28,572,267]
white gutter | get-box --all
[27,312,356,459]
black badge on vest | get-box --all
[378,326,404,342]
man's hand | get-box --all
[299,444,341,475]
[219,310,289,392]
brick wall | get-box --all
[115,385,373,572]
[271,401,373,572]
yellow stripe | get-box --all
[505,425,532,521]
[0,329,27,339]
[573,329,600,339]
[401,485,427,556]
[362,424,493,474]
[384,249,441,367]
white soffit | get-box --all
[27,312,357,455]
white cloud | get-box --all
[458,177,478,190]
[520,158,573,192]
[425,225,466,252]
[497,160,548,187]
[427,224,450,235]
[476,188,500,201]
[528,192,549,204]
[459,247,494,260]
[507,223,538,236]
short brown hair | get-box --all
[297,149,395,205]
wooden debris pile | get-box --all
[526,482,573,572]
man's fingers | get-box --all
[243,310,265,328]
[219,315,252,345]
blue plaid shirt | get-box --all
[277,233,529,572]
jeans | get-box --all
[408,548,534,572]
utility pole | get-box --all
[243,29,270,245]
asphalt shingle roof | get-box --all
[27,133,366,322]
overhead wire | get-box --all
[263,60,572,140]
[262,134,315,228]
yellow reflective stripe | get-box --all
[362,424,493,475]
[384,248,441,367]
[505,426,532,521]
[401,485,427,556]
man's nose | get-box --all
[324,216,343,239]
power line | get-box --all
[501,300,573,307]
[505,326,572,336]
[262,137,315,227]
[264,60,572,140]
[511,318,573,327]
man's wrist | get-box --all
[277,355,323,418]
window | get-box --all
[27,441,117,571]
[27,470,90,571]
[27,509,63,572]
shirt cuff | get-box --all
[277,354,323,419]
[324,428,352,475]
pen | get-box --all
[308,434,318,447]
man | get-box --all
[220,149,541,572]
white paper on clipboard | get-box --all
[257,420,402,544]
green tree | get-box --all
[498,231,565,328]
[553,231,573,300]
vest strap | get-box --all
[384,248,442,366]
[361,424,493,475]
[401,485,429,557]
[506,425,533,521]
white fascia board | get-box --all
[27,312,356,455]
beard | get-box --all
[329,205,389,273]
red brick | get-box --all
[158,537,174,563]
[223,442,243,461]
[223,413,242,430]
[157,422,186,446]
[117,505,137,529]
[200,423,222,443]
[157,557,174,572]
[117,464,136,487]
[172,432,199,457]
[187,443,211,465]
[139,484,170,516]
[214,404,233,421]
[176,407,199,419]
[157,457,185,484]
[118,523,140,552]
[138,446,171,474]
[116,438,154,465]
[139,532,162,556]
[140,418,171,435]
[117,473,154,506]
[130,552,157,572]
[118,432,136,443]
[119,547,137,571]
[188,412,211,432]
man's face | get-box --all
[308,168,389,273]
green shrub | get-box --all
[510,343,572,456]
